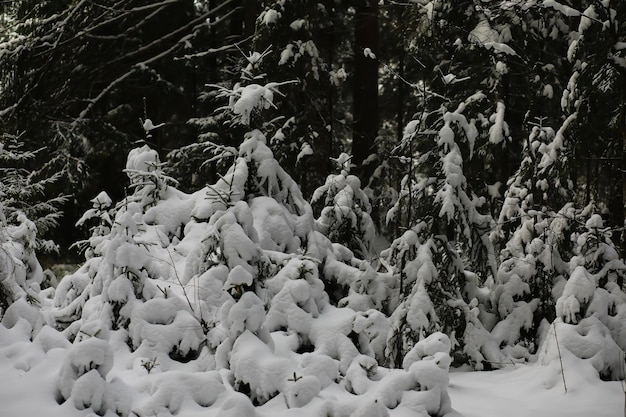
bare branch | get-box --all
[52,0,88,49]
[105,0,236,68]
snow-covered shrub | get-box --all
[0,134,68,253]
[381,99,505,369]
[539,317,625,381]
[54,126,390,410]
[57,336,131,416]
[0,205,47,335]
[489,206,575,361]
[381,224,499,369]
[51,144,217,415]
[345,331,454,416]
[73,191,114,259]
[311,153,376,259]
[491,122,585,361]
[547,213,626,380]
[387,102,497,279]
[133,370,224,415]
[54,205,156,332]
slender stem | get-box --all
[553,321,567,394]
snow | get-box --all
[483,41,517,56]
[578,6,597,34]
[364,48,376,59]
[284,374,321,408]
[449,360,623,417]
[231,83,277,125]
[543,0,582,17]
[262,9,280,25]
[1,318,624,417]
[296,142,313,163]
[142,118,164,133]
[230,330,292,404]
[556,266,595,323]
[290,19,307,31]
[489,101,508,144]
[126,144,160,173]
[3,135,626,417]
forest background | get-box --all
[2,0,626,384]
[3,0,626,257]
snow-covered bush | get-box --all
[381,223,500,370]
[345,332,454,415]
[49,123,384,415]
[0,204,47,335]
[57,336,131,416]
[490,205,576,361]
[311,153,376,259]
[490,121,584,361]
[544,213,626,380]
[73,191,114,259]
[0,135,67,253]
[381,99,506,369]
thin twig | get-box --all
[166,246,194,313]
[620,350,625,417]
[553,321,567,394]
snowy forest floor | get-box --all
[449,360,624,417]
[1,342,622,417]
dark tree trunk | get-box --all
[618,56,626,255]
[610,0,626,255]
[352,0,379,177]
[229,0,258,42]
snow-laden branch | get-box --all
[104,0,236,69]
[538,112,577,172]
[174,34,253,61]
[55,0,191,49]
[51,0,87,49]
[76,33,191,121]
[211,80,298,126]
[542,0,581,17]
[75,4,232,121]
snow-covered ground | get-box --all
[450,361,624,417]
[1,331,622,417]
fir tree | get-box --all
[311,153,376,260]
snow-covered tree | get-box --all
[0,135,67,253]
[252,0,337,195]
[490,120,578,360]
[547,213,626,380]
[0,136,63,343]
[168,45,295,192]
[380,222,501,369]
[551,0,626,235]
[381,91,504,368]
[311,153,376,259]
[0,206,46,329]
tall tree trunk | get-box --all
[615,72,626,256]
[611,0,626,255]
[352,0,379,177]
[395,6,405,145]
[229,0,258,43]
